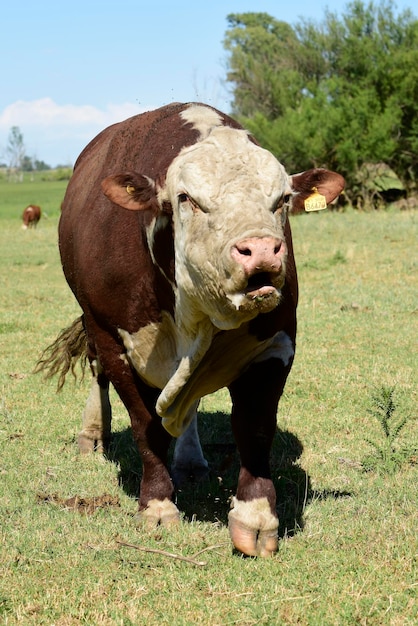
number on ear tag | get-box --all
[304,188,327,212]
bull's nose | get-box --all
[231,237,285,276]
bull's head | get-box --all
[101,125,344,331]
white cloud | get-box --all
[0,98,144,129]
[0,98,149,166]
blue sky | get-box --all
[0,0,414,166]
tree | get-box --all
[34,159,51,171]
[6,126,26,172]
[21,155,34,172]
[224,13,304,119]
[224,2,418,196]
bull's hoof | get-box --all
[228,496,279,557]
[171,461,210,488]
[78,432,109,454]
[137,498,181,529]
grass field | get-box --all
[0,178,417,625]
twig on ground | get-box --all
[191,543,229,559]
[116,540,208,566]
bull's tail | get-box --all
[35,316,88,390]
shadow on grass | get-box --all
[107,410,352,538]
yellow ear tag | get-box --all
[304,187,327,212]
[126,185,136,195]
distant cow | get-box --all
[37,103,344,556]
[22,205,41,229]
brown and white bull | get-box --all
[22,204,41,229]
[37,103,344,556]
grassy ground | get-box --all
[0,184,417,624]
[0,175,67,220]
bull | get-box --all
[22,205,41,229]
[37,103,344,556]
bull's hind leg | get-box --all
[228,357,292,557]
[171,402,209,486]
[78,358,112,453]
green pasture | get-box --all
[0,178,417,625]
[0,174,67,221]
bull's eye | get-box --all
[178,193,205,214]
[274,193,292,212]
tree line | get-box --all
[223,0,418,205]
[4,1,416,205]
[1,126,51,173]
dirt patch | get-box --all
[37,493,120,514]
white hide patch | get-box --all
[228,496,279,532]
[118,312,178,389]
[80,359,112,435]
[180,104,224,139]
[118,312,215,435]
[252,331,294,368]
[119,314,294,438]
[138,498,180,527]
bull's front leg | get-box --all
[91,334,180,528]
[228,357,292,557]
[119,377,180,528]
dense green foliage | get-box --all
[224,1,418,199]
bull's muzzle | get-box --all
[231,236,285,277]
[230,236,287,305]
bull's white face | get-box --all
[162,121,292,331]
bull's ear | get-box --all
[290,168,345,214]
[101,172,156,210]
